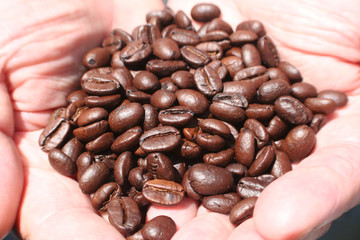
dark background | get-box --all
[4,0,359,239]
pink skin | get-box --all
[0,0,359,239]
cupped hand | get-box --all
[162,0,360,239]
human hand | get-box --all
[161,0,360,239]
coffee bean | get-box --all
[242,43,261,67]
[180,139,202,159]
[174,10,193,30]
[141,215,177,240]
[132,71,160,93]
[158,105,195,127]
[318,89,348,107]
[119,40,152,68]
[207,60,228,80]
[73,120,109,142]
[78,162,110,194]
[48,148,76,176]
[274,96,313,125]
[171,70,196,89]
[290,82,318,102]
[196,42,223,60]
[112,28,134,45]
[142,179,184,205]
[304,97,337,115]
[133,24,161,45]
[191,3,221,22]
[245,104,274,122]
[81,67,122,96]
[109,102,145,133]
[143,104,159,131]
[309,114,328,133]
[236,175,275,198]
[169,28,201,46]
[210,92,248,123]
[39,118,72,152]
[82,47,111,69]
[248,145,275,176]
[128,167,152,191]
[207,18,233,35]
[258,79,291,104]
[203,148,234,167]
[271,150,292,178]
[139,126,181,153]
[236,20,266,37]
[102,35,125,54]
[194,65,223,97]
[201,30,229,42]
[85,94,122,110]
[195,132,226,152]
[257,35,279,67]
[152,38,181,60]
[202,193,241,214]
[229,197,257,225]
[114,151,134,186]
[266,115,289,140]
[235,128,255,167]
[91,182,121,211]
[146,8,174,27]
[222,81,256,103]
[278,61,302,82]
[176,89,209,115]
[221,56,245,77]
[146,59,188,77]
[244,118,270,149]
[180,45,210,68]
[146,152,181,181]
[85,131,114,153]
[230,30,258,46]
[111,126,142,153]
[150,89,176,110]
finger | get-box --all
[172,211,234,240]
[228,219,265,240]
[253,97,360,240]
[146,197,199,228]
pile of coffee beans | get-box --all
[38,3,348,239]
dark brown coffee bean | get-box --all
[170,70,195,89]
[207,18,233,35]
[180,139,202,159]
[201,30,229,42]
[318,89,348,108]
[225,163,248,182]
[161,24,177,38]
[76,107,108,127]
[176,89,209,115]
[48,148,76,176]
[241,43,261,67]
[73,120,108,142]
[229,197,257,225]
[233,65,267,81]
[258,79,291,104]
[203,148,234,167]
[84,94,122,110]
[128,167,152,191]
[146,8,174,26]
[225,46,242,58]
[143,104,159,131]
[39,118,71,152]
[206,60,227,80]
[114,151,134,186]
[195,42,223,60]
[132,24,161,45]
[76,152,93,180]
[169,28,200,46]
[210,92,248,123]
[139,126,181,153]
[150,89,176,110]
[111,126,142,153]
[61,137,84,163]
[274,96,313,125]
[304,97,337,115]
[280,124,316,162]
[180,45,210,68]
[66,90,88,103]
[126,86,151,104]
[132,71,160,93]
[194,65,223,97]
[266,115,289,140]
[257,35,279,67]
[223,81,257,103]
[221,56,245,77]
[191,3,221,22]
[112,28,134,45]
[141,215,177,240]
[278,61,302,83]
[244,119,269,149]
[142,179,184,206]
[82,47,111,69]
[236,20,266,37]
[146,59,188,77]
[187,163,234,196]
[195,132,225,152]
[146,153,180,181]
[158,106,195,127]
[85,132,114,153]
[309,114,328,133]
[152,38,181,60]
[290,82,318,102]
[160,78,179,93]
[91,182,121,211]
[119,40,152,68]
[271,150,292,178]
[199,118,231,139]
[230,30,258,46]
[235,128,255,167]
[202,193,241,214]
[174,10,193,30]
[237,175,275,199]
[109,102,145,133]
[245,104,274,122]
[78,161,110,194]
[267,68,289,83]
[249,146,275,176]
[102,35,125,54]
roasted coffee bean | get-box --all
[169,28,201,46]
[229,197,257,225]
[146,59,188,77]
[304,97,337,115]
[76,107,108,127]
[225,163,248,182]
[234,66,269,88]
[126,86,151,104]
[129,186,150,207]
[236,20,266,37]
[266,115,289,140]
[128,167,152,191]
[146,8,174,26]
[132,71,160,93]
[112,28,134,45]
[221,56,245,77]
[91,182,121,211]
[161,24,177,38]
[158,106,195,127]
[150,89,176,110]
[48,148,76,176]
[199,118,231,139]
[318,89,348,107]
[81,68,122,96]
[152,38,181,60]
[245,104,274,122]
[230,30,258,46]
[174,10,193,30]
[39,118,71,152]
[225,46,243,58]
[146,152,180,181]
[139,126,181,153]
[142,179,184,205]
[223,81,257,103]
[241,43,261,67]
[202,193,241,214]
[76,152,93,180]
[73,120,108,142]
[114,151,134,186]
[180,45,210,68]
[160,78,179,93]
[290,82,318,102]
[278,61,302,82]
[119,40,152,68]
[207,60,228,80]
[85,94,122,110]
[195,132,225,152]
[176,89,209,115]
[187,163,234,196]
[203,148,234,167]
[182,170,201,200]
[210,92,247,123]
[267,68,289,82]
[207,18,233,35]
[271,150,292,178]
[82,47,111,69]
[234,128,256,167]
[61,137,84,162]
[170,70,196,89]
[85,131,114,153]
[201,30,229,42]
[141,215,177,240]
[111,126,142,153]
[64,99,87,125]
[280,124,316,162]
[196,42,223,60]
[66,90,88,103]
[143,104,159,131]
[109,102,145,133]
[258,79,291,104]
[78,161,110,194]
[191,3,221,22]
[102,35,125,54]
[244,119,270,149]
[132,24,161,45]
[257,35,279,67]
[194,65,223,97]
[274,96,313,125]
[237,175,274,198]
[309,114,328,133]
[249,145,275,176]
[108,197,142,236]
[180,139,202,159]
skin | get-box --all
[0,0,359,239]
